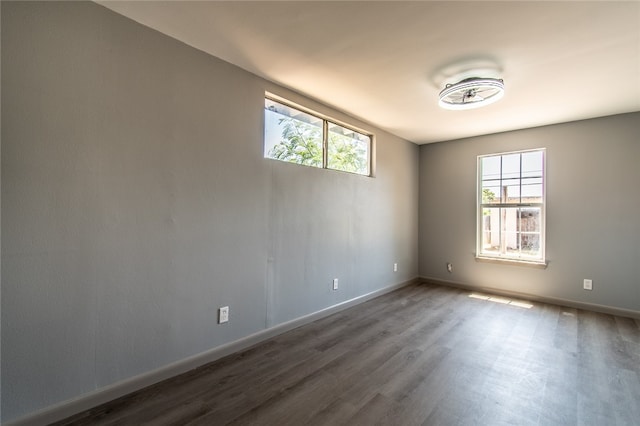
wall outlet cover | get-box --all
[219,306,229,323]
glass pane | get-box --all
[503,178,521,203]
[481,208,500,254]
[522,151,543,178]
[517,207,542,258]
[502,153,521,179]
[327,122,370,175]
[520,233,541,257]
[503,207,520,251]
[521,179,543,202]
[519,207,541,233]
[264,99,323,168]
[482,156,501,181]
[482,185,501,203]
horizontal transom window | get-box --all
[264,96,372,176]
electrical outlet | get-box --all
[447,263,453,273]
[333,278,339,290]
[583,279,593,291]
[218,306,229,323]
[393,263,398,272]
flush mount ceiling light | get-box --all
[438,77,504,110]
[431,58,505,111]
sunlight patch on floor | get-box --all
[469,293,533,309]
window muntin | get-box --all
[264,97,371,176]
[478,149,545,263]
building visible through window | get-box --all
[478,149,545,264]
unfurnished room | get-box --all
[1,1,639,425]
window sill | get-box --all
[475,255,548,269]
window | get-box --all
[478,149,545,264]
[264,96,372,176]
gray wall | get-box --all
[0,2,3,422]
[419,112,640,312]
[0,2,419,422]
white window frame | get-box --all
[476,148,546,266]
[264,93,373,177]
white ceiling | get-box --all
[98,1,640,144]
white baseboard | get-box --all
[420,276,640,320]
[6,278,419,426]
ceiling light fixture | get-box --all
[438,77,505,110]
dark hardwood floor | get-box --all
[55,282,640,425]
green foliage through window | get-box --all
[327,124,370,175]
[268,116,323,168]
[264,97,371,176]
[482,188,496,203]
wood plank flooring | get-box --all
[55,282,640,425]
